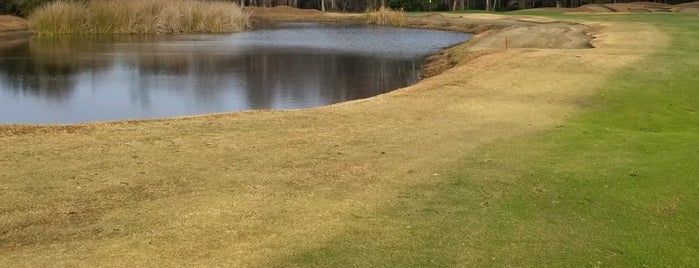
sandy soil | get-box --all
[0,15,27,31]
[0,7,670,266]
[0,15,30,40]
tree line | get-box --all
[1,0,695,17]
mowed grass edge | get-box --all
[282,14,699,266]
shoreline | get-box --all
[0,9,592,128]
[0,30,32,41]
[0,15,30,41]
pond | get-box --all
[0,23,471,124]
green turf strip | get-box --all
[286,13,699,267]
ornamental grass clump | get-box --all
[365,6,407,27]
[29,0,250,35]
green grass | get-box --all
[284,13,699,266]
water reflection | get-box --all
[0,24,470,124]
[0,38,80,102]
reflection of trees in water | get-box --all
[122,50,420,109]
[242,52,419,109]
[121,51,247,110]
[0,34,421,112]
[0,36,113,102]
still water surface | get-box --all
[0,23,470,124]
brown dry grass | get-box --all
[29,0,249,35]
[0,10,667,266]
[365,7,407,26]
[0,15,28,32]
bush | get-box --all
[29,0,250,35]
[365,6,407,26]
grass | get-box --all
[1,11,698,266]
[365,6,407,26]
[29,0,249,35]
[285,13,699,266]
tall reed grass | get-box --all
[29,0,250,35]
[365,7,407,27]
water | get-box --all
[0,23,470,124]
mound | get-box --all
[0,15,28,32]
[603,2,672,12]
[530,6,606,12]
[537,2,692,13]
[674,1,699,8]
[672,1,699,13]
[580,4,616,12]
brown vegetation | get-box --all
[29,0,249,35]
[365,6,407,26]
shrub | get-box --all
[365,6,407,27]
[29,0,250,35]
